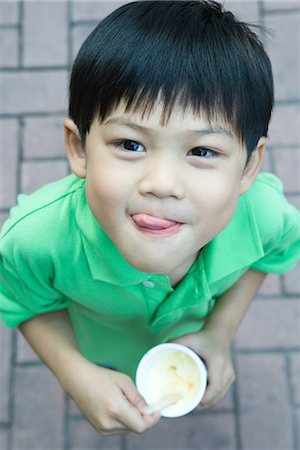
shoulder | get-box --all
[0,175,85,260]
[244,172,300,247]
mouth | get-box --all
[131,213,183,236]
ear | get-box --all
[64,118,87,178]
[240,137,266,195]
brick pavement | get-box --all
[0,1,299,449]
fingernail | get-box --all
[142,405,154,415]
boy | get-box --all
[0,0,299,437]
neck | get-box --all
[167,252,199,287]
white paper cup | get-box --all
[136,343,207,418]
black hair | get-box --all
[68,0,274,159]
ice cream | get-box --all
[136,343,208,417]
[147,350,201,410]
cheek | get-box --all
[195,177,241,229]
[86,163,120,202]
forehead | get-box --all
[100,100,238,139]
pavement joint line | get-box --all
[0,66,69,73]
[274,99,300,105]
[263,7,300,16]
[232,342,242,450]
[255,295,300,300]
[22,156,68,163]
[0,112,67,119]
[0,24,19,31]
[284,353,298,450]
[120,433,127,450]
[14,360,45,368]
[63,393,71,450]
[16,116,22,197]
[7,329,18,450]
[279,274,285,296]
[267,145,300,150]
[67,0,73,73]
[236,348,300,354]
[18,0,24,69]
[71,19,103,27]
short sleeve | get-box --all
[0,233,70,328]
[250,173,300,274]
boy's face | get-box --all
[65,103,264,284]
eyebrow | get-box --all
[103,117,234,138]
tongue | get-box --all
[132,214,177,229]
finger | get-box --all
[118,378,160,432]
[201,376,234,409]
[117,398,160,434]
[119,375,154,415]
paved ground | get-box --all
[0,1,299,449]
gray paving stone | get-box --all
[283,264,300,295]
[236,353,293,450]
[69,397,82,418]
[126,413,236,450]
[0,118,19,209]
[236,298,300,350]
[23,115,66,159]
[0,1,19,25]
[20,160,69,195]
[0,70,68,115]
[11,365,65,450]
[273,148,300,193]
[68,417,123,450]
[0,212,9,229]
[263,0,300,11]
[195,385,234,412]
[258,272,281,296]
[23,1,68,67]
[0,427,9,450]
[265,11,300,101]
[260,149,273,172]
[296,408,300,450]
[16,332,40,364]
[71,1,125,22]
[289,353,300,405]
[268,104,300,146]
[224,0,259,24]
[0,28,19,68]
[286,193,300,210]
[0,324,13,424]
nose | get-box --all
[138,154,185,200]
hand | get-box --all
[63,358,160,435]
[170,329,235,409]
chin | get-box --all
[127,256,170,275]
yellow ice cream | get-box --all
[147,350,201,410]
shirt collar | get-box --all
[202,193,264,283]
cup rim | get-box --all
[136,343,207,418]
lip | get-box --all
[131,213,183,236]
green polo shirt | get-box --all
[0,173,299,378]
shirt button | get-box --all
[143,280,155,288]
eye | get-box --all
[114,140,145,153]
[188,147,218,158]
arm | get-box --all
[172,269,267,408]
[203,269,267,341]
[19,310,160,435]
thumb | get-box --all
[120,377,151,415]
